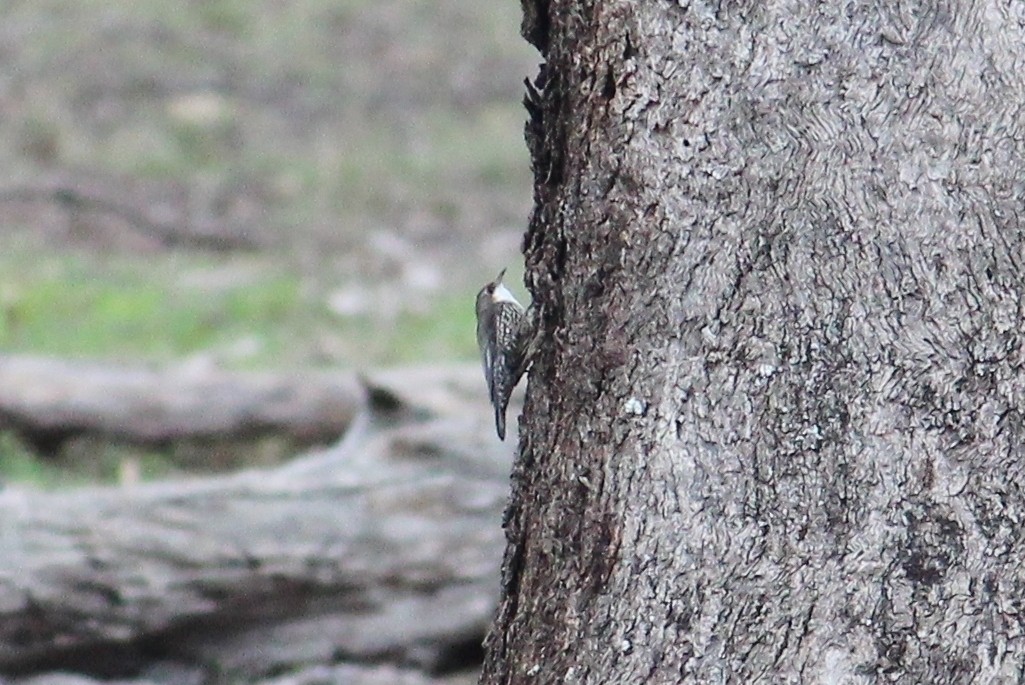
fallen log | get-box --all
[9,662,478,685]
[0,363,517,682]
[0,356,366,452]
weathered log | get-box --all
[0,355,366,451]
[8,663,478,685]
[0,363,516,682]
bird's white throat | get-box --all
[492,282,520,306]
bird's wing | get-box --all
[508,316,530,387]
[483,344,499,402]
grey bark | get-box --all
[0,365,516,683]
[483,1,1025,683]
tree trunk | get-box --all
[482,2,1025,683]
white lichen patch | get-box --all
[624,396,647,416]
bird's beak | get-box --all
[495,268,506,283]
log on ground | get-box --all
[0,355,366,450]
[0,364,514,682]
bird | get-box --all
[475,269,530,440]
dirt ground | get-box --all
[0,1,537,325]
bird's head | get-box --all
[476,268,515,309]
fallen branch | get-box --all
[0,402,511,681]
[0,355,366,451]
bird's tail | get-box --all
[495,404,507,441]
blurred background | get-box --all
[0,0,536,484]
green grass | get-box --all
[0,432,67,486]
[327,291,479,365]
[391,293,479,363]
[0,246,300,364]
[0,239,482,486]
[0,431,177,487]
[0,238,480,367]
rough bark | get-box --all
[0,364,516,683]
[0,355,364,451]
[483,1,1025,683]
